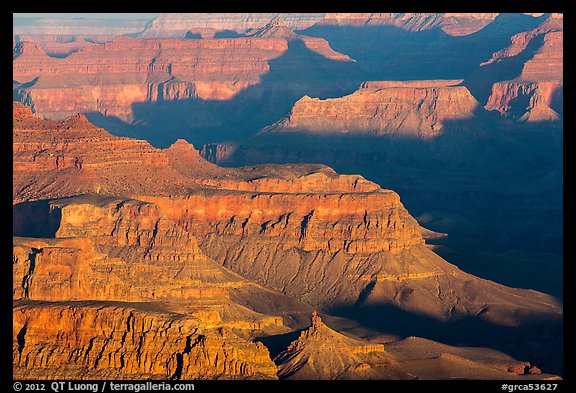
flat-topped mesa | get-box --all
[260,82,478,138]
[13,36,291,120]
[360,80,464,89]
[140,188,422,255]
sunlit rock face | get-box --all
[478,14,563,120]
[258,81,478,138]
[12,12,563,380]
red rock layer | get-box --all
[12,191,314,379]
[12,37,289,120]
[12,102,196,202]
[482,14,562,120]
[259,82,478,137]
[482,14,563,68]
[13,33,354,122]
[13,104,377,202]
[13,104,562,346]
[14,302,278,380]
[485,81,562,121]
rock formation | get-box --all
[13,37,292,119]
[258,80,478,138]
[12,103,562,379]
[13,103,561,324]
[316,13,502,36]
[138,13,325,38]
[13,28,360,147]
[480,14,563,121]
[275,312,413,379]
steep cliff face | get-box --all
[12,102,195,202]
[259,81,478,137]
[12,191,317,379]
[13,105,562,378]
[481,14,562,120]
[14,302,278,380]
[12,37,291,121]
[13,31,358,146]
[485,81,562,121]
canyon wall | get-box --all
[480,14,562,120]
[259,81,478,137]
[13,103,563,377]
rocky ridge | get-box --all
[258,80,478,138]
[13,103,562,379]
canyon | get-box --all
[12,103,562,379]
[12,12,563,380]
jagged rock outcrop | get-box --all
[481,14,562,121]
[275,312,413,379]
[13,104,562,378]
[12,102,196,202]
[259,81,478,137]
[14,35,103,57]
[14,302,278,380]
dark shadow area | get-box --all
[13,200,62,238]
[254,329,302,360]
[16,325,27,354]
[298,13,546,81]
[87,38,368,148]
[214,30,242,38]
[464,34,546,106]
[550,84,563,115]
[329,301,562,375]
[203,109,562,298]
[184,31,202,39]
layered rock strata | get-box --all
[482,14,562,120]
[13,104,562,378]
[258,81,478,137]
